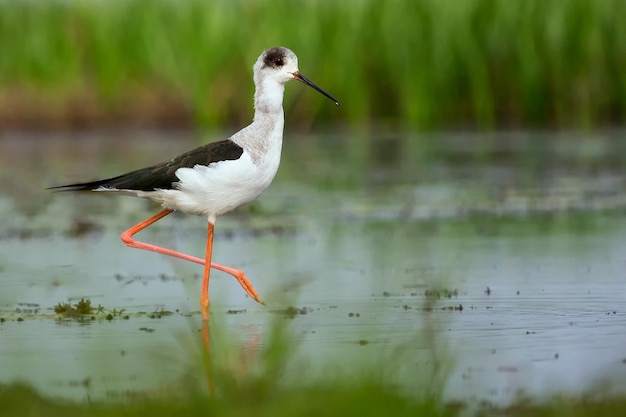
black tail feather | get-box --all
[46,176,126,192]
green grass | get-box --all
[0,381,443,417]
[0,0,625,129]
[3,381,626,417]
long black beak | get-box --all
[293,71,340,105]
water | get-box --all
[0,130,625,404]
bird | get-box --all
[49,47,339,320]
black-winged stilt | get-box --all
[49,47,339,320]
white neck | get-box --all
[253,76,286,116]
[231,77,285,165]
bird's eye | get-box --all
[273,57,283,67]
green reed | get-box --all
[0,0,624,129]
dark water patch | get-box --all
[115,273,181,286]
[63,218,105,238]
[272,306,312,318]
[0,227,54,241]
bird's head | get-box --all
[254,47,339,105]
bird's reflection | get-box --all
[201,319,214,395]
[199,315,263,395]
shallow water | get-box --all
[0,130,625,403]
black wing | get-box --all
[48,139,244,192]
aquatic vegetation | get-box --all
[149,307,174,319]
[0,0,624,129]
[53,298,128,319]
[53,297,96,317]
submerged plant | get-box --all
[53,297,134,320]
[54,297,94,317]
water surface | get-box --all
[1,130,625,403]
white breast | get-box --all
[135,80,286,223]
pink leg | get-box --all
[120,209,264,319]
[200,222,215,320]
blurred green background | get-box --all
[3,1,626,415]
[1,0,624,130]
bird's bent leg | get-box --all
[121,209,202,263]
[120,209,264,307]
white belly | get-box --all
[140,150,280,222]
